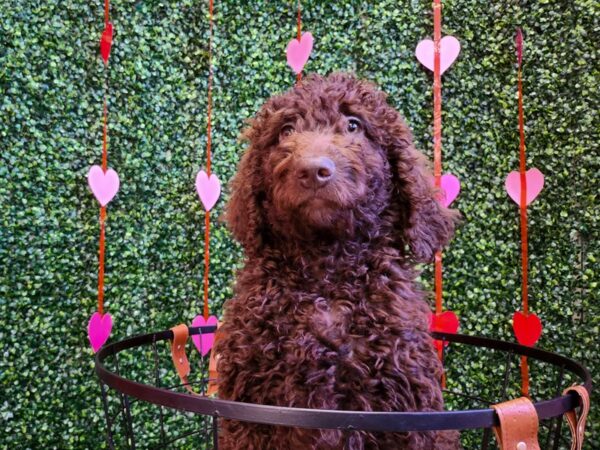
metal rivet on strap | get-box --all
[516,442,527,450]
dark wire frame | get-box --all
[95,327,591,450]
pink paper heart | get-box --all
[286,32,314,74]
[195,170,221,211]
[191,315,219,356]
[88,165,120,207]
[88,312,113,352]
[505,168,544,206]
[100,22,113,65]
[415,36,461,74]
[439,174,460,207]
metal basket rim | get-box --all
[95,328,591,432]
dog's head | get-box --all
[227,73,459,261]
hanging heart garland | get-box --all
[88,0,117,353]
[189,0,220,339]
[507,28,544,396]
[416,1,460,386]
[179,0,220,391]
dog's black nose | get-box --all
[297,157,335,188]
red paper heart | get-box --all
[100,23,113,64]
[513,311,542,346]
[429,311,459,350]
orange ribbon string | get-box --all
[518,68,528,316]
[98,0,110,316]
[432,0,445,387]
[104,0,109,26]
[98,207,106,315]
[202,0,214,320]
[296,0,302,84]
[520,355,530,396]
[102,100,108,170]
[433,0,442,307]
[517,66,530,396]
[203,211,210,320]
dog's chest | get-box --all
[225,262,437,412]
[272,278,400,366]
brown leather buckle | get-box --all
[491,397,540,450]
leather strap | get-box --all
[491,397,540,450]
[562,385,590,450]
[170,324,196,395]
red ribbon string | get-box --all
[98,0,110,316]
[517,61,530,396]
[296,0,302,84]
[202,0,214,320]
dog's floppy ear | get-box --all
[226,145,266,257]
[384,117,460,263]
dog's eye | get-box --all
[347,118,361,133]
[280,124,295,139]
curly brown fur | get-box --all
[216,73,461,449]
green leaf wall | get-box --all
[1,0,597,448]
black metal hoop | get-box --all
[95,327,591,436]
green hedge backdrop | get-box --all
[1,0,598,448]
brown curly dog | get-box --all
[216,72,461,449]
